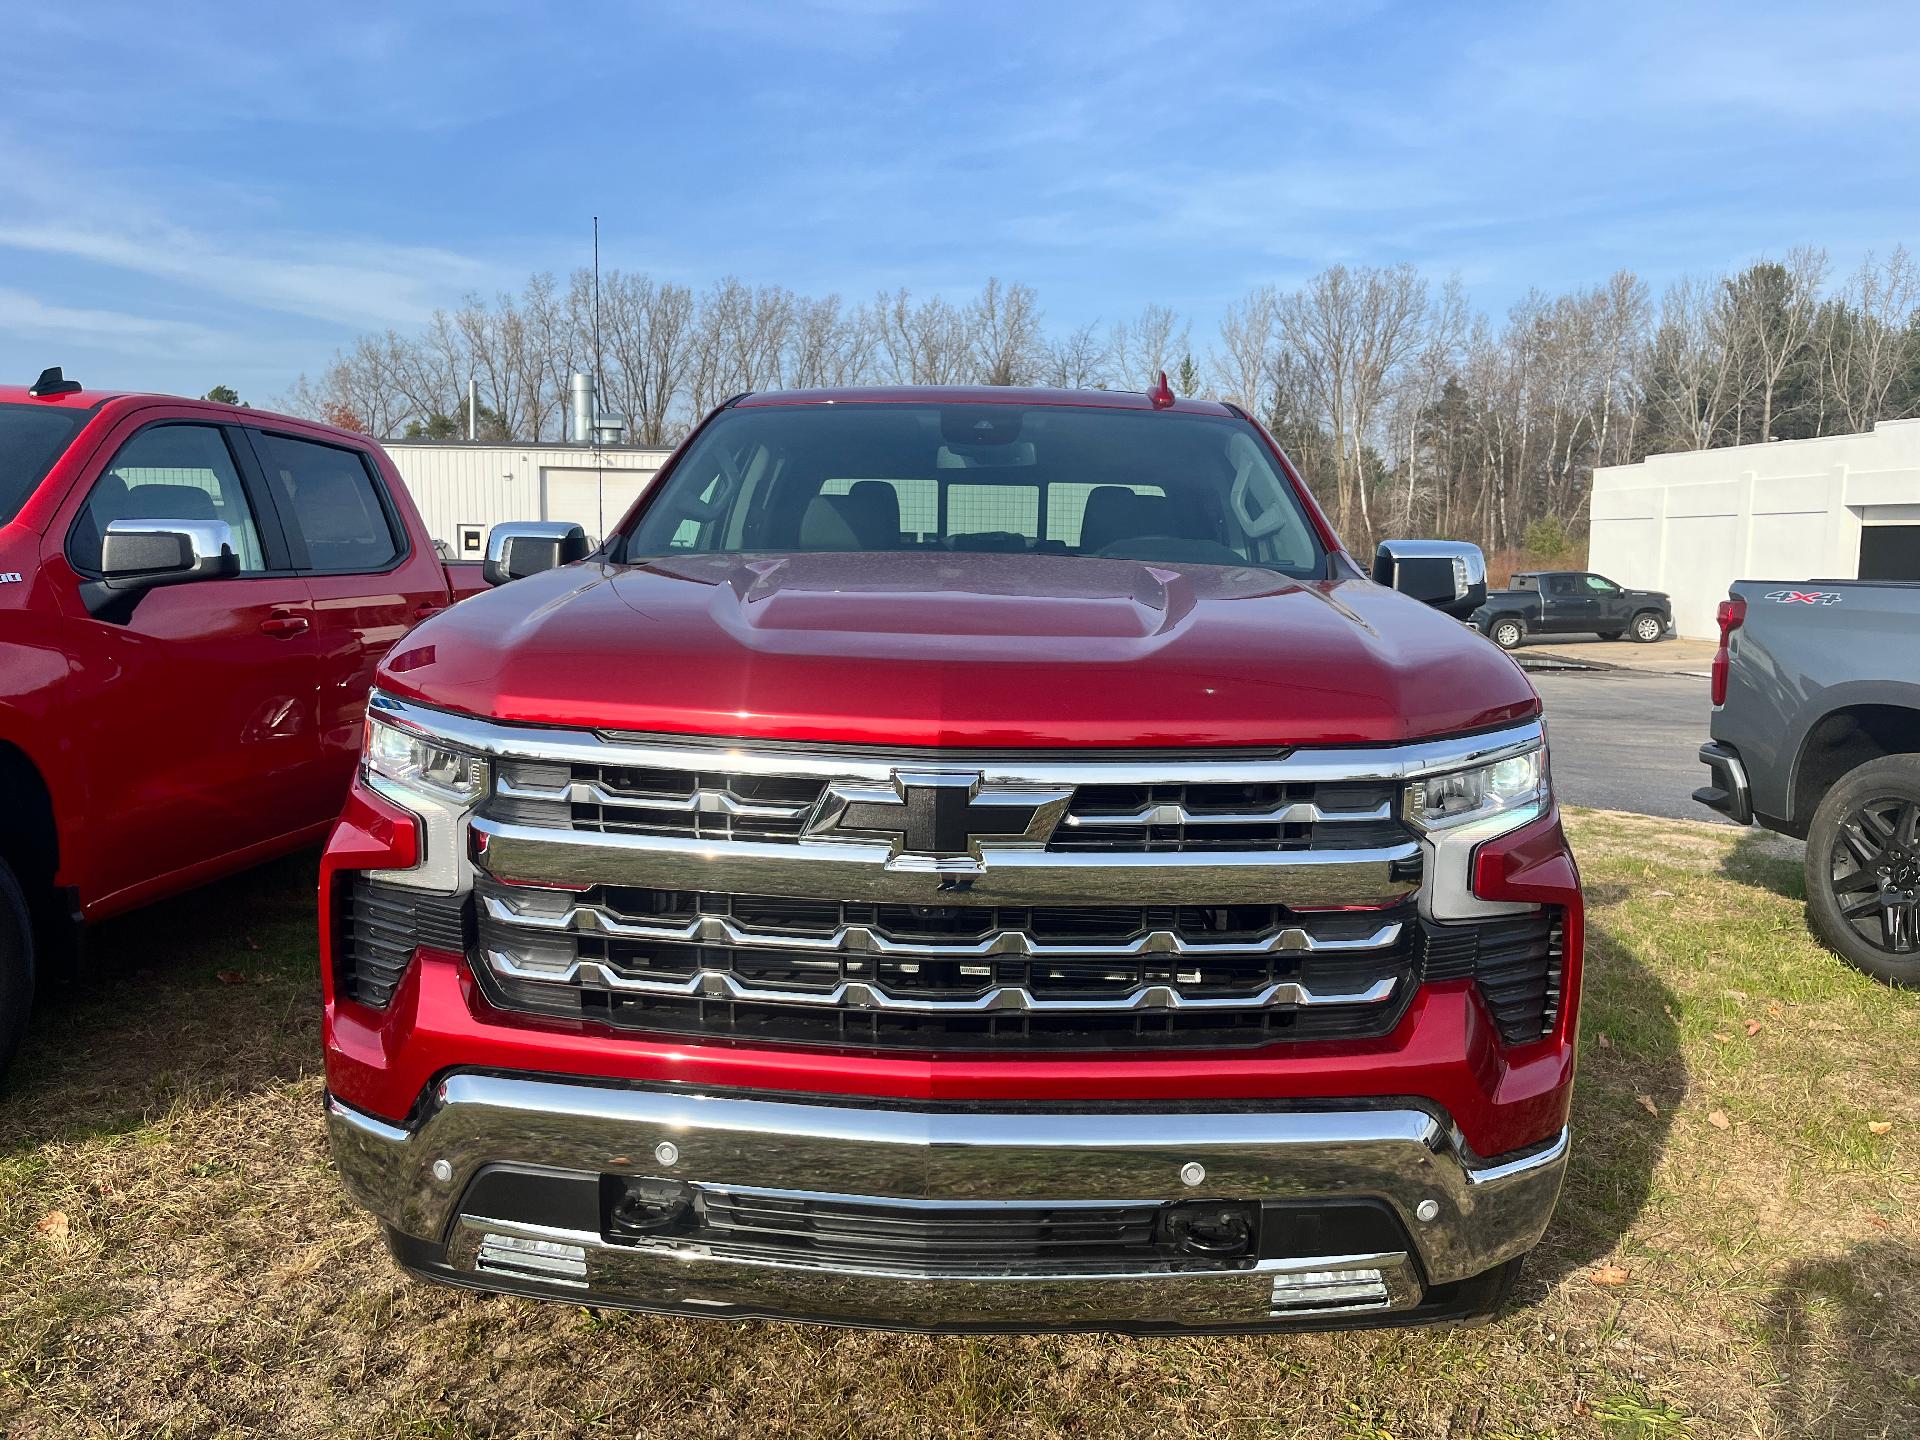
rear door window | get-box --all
[253,433,402,572]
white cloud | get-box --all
[0,219,498,331]
[0,287,224,354]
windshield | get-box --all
[622,403,1326,576]
[0,403,90,528]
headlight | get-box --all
[365,714,486,802]
[1406,744,1548,832]
[359,699,487,893]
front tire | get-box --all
[1630,611,1664,643]
[1490,619,1525,651]
[1805,754,1920,986]
[0,859,33,1082]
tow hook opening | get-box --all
[604,1175,696,1239]
[1156,1201,1259,1259]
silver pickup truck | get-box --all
[1696,579,1920,985]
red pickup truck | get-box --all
[322,385,1581,1333]
[0,369,483,1075]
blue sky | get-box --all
[2,0,1915,401]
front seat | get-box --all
[1078,485,1143,553]
[845,481,902,545]
[120,483,218,522]
[798,485,899,551]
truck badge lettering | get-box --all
[0,572,21,585]
[1763,589,1842,605]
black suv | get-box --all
[1470,571,1672,650]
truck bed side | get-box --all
[1711,579,1920,832]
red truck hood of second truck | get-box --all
[378,551,1537,748]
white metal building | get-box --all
[1588,418,1920,638]
[382,441,674,559]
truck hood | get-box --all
[380,552,1538,748]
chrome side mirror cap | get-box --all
[483,522,591,586]
[100,518,240,586]
[84,517,242,620]
[1372,539,1488,619]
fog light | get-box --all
[1268,1266,1391,1315]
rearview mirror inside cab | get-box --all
[482,522,591,586]
[1372,539,1488,619]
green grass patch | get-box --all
[0,816,1914,1438]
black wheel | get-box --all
[1629,611,1664,643]
[1490,619,1525,651]
[0,859,33,1081]
[1805,755,1920,986]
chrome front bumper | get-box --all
[328,1075,1567,1333]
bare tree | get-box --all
[1643,274,1742,451]
[874,289,975,385]
[1277,264,1428,544]
[1109,303,1190,390]
[1725,246,1828,442]
[1820,246,1920,432]
[967,278,1042,386]
[1213,286,1278,418]
[1040,321,1109,389]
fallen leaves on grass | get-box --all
[1590,1265,1631,1287]
[1745,1020,1763,1037]
[1708,1110,1731,1131]
[34,1211,70,1250]
[216,971,247,985]
[1869,1121,1894,1135]
[1637,1094,1660,1117]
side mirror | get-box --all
[482,522,591,586]
[83,518,241,620]
[1372,539,1488,619]
[101,518,240,587]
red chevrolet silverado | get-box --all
[322,384,1580,1333]
[0,369,483,1075]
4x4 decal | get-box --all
[1764,589,1843,605]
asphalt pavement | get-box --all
[1529,668,1725,823]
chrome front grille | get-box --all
[367,694,1548,1054]
[475,881,1418,1049]
[490,761,1405,855]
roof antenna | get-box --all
[29,366,82,397]
[1147,370,1176,409]
[592,216,606,429]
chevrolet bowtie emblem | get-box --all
[804,771,1074,871]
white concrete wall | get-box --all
[381,443,673,556]
[1588,418,1920,638]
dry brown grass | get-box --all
[0,810,1915,1439]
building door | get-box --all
[1859,525,1920,582]
[542,467,657,542]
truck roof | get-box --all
[0,384,123,410]
[732,384,1239,417]
[0,383,370,444]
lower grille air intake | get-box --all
[337,878,470,1009]
[1419,910,1564,1045]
